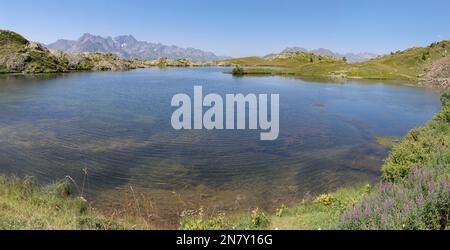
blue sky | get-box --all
[1,0,449,57]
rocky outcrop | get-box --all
[420,55,450,88]
[1,30,135,74]
[131,57,221,68]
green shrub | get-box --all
[315,194,337,206]
[436,106,450,123]
[232,66,245,76]
[276,204,288,217]
[441,92,450,106]
[45,180,72,198]
[179,207,229,230]
[250,208,270,228]
[383,92,450,182]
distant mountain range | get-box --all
[277,47,379,63]
[47,33,229,61]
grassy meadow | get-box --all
[225,40,450,81]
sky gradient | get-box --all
[1,0,449,57]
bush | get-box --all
[338,167,450,230]
[179,207,228,230]
[232,66,244,76]
[315,194,337,206]
[421,53,427,61]
[45,180,72,198]
[383,92,450,182]
[441,92,450,106]
[250,208,270,228]
[436,106,450,123]
[276,204,288,217]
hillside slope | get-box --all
[281,47,378,63]
[0,30,135,74]
[223,40,450,82]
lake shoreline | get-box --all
[0,80,447,229]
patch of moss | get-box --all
[375,136,401,148]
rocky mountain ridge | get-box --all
[279,47,378,62]
[47,33,228,61]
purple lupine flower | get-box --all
[440,178,447,191]
[348,210,353,219]
[354,207,362,218]
[428,181,435,194]
[380,182,392,193]
[364,206,371,216]
[383,199,392,209]
[416,194,424,205]
[381,213,388,225]
[403,204,411,213]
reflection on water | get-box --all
[0,68,442,225]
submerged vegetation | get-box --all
[0,93,448,230]
[180,92,450,230]
[1,29,450,230]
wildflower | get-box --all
[381,213,388,225]
[440,178,447,191]
[383,199,392,210]
[380,182,392,193]
[364,206,371,216]
[348,209,353,219]
[416,194,424,205]
[428,181,435,194]
[354,207,362,218]
[403,204,411,213]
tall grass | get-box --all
[0,175,150,230]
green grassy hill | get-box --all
[0,30,134,74]
[222,40,450,81]
[345,40,450,80]
[219,52,339,67]
[0,30,67,73]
